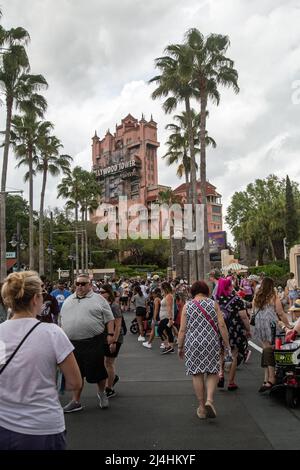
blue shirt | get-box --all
[50,289,71,311]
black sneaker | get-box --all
[105,387,116,398]
[63,400,83,413]
[161,346,175,355]
[113,375,119,387]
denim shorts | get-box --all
[288,290,298,300]
[0,426,66,450]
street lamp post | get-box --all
[68,254,75,285]
[9,221,26,272]
[47,212,56,282]
[178,250,185,280]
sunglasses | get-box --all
[76,282,89,287]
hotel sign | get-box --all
[94,159,138,178]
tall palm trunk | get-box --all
[28,148,34,269]
[199,90,210,279]
[85,207,89,272]
[185,167,190,284]
[0,96,13,281]
[81,210,84,273]
[75,203,79,275]
[39,162,47,275]
[185,96,199,281]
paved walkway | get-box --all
[62,312,300,450]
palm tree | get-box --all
[57,167,88,274]
[158,189,182,275]
[77,171,101,271]
[185,28,239,277]
[150,44,200,280]
[36,132,73,275]
[0,31,47,279]
[11,108,48,269]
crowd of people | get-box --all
[0,268,299,449]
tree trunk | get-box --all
[39,163,47,276]
[85,207,89,271]
[185,96,199,282]
[199,90,210,279]
[0,96,13,281]
[28,148,34,269]
[184,168,190,284]
[75,204,79,275]
[81,209,84,273]
[268,236,277,261]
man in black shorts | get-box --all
[60,274,114,412]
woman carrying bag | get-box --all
[0,272,82,450]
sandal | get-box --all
[205,400,217,418]
[258,381,274,393]
[196,407,206,419]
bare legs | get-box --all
[104,356,116,389]
[192,373,218,413]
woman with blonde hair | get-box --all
[0,271,82,450]
[253,277,290,392]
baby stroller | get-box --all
[130,318,152,336]
[272,331,300,408]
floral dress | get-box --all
[217,294,248,359]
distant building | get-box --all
[90,114,224,254]
[92,113,169,206]
[173,181,223,233]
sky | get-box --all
[1,0,300,244]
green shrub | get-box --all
[249,261,289,281]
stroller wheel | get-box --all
[130,323,138,335]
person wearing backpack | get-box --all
[100,284,124,398]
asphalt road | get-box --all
[62,311,300,450]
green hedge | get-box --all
[248,261,290,286]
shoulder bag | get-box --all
[0,321,41,375]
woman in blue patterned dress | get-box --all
[178,281,230,419]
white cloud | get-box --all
[1,0,300,246]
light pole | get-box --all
[47,212,56,282]
[68,254,75,285]
[178,250,185,280]
[9,221,26,271]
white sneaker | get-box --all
[160,343,166,349]
[138,335,146,341]
[97,391,109,409]
[142,341,152,349]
